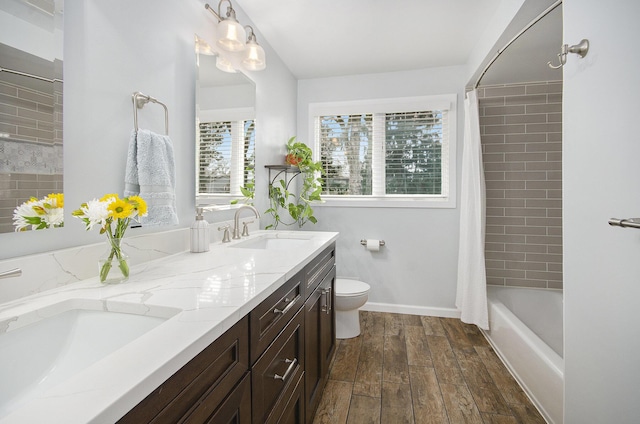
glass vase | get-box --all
[98,237,130,284]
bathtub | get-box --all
[483,286,564,424]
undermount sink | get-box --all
[0,299,179,418]
[230,233,314,250]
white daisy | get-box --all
[81,198,110,231]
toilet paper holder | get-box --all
[360,239,385,247]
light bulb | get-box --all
[242,39,266,71]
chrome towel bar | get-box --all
[608,218,640,229]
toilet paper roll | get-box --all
[366,239,380,252]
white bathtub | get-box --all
[483,286,564,424]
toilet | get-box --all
[335,278,371,339]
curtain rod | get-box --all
[474,0,562,89]
[0,67,63,84]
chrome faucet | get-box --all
[0,268,22,280]
[233,205,260,239]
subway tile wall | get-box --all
[0,44,63,233]
[478,82,563,289]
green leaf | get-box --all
[240,186,254,198]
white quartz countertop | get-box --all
[0,230,338,423]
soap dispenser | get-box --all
[190,207,210,253]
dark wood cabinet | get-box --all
[304,266,336,424]
[118,242,336,424]
[250,269,305,365]
[118,316,249,424]
[252,308,305,424]
[183,372,252,424]
[270,372,306,424]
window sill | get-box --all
[313,196,456,209]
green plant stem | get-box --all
[100,221,130,282]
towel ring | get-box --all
[132,91,169,135]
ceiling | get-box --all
[236,0,562,84]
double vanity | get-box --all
[0,230,338,423]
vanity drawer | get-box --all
[118,316,249,424]
[250,270,304,364]
[304,243,335,296]
[252,307,305,424]
[266,370,305,424]
[182,371,252,424]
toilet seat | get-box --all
[336,279,370,297]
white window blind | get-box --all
[315,107,450,199]
[197,119,255,196]
[384,110,447,196]
[318,114,373,195]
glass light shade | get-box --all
[217,19,246,52]
[216,55,236,73]
[242,39,266,71]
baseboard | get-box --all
[361,302,461,318]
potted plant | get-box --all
[233,137,323,229]
[266,137,323,229]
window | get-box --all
[310,95,456,208]
[197,117,255,201]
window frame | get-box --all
[309,95,457,208]
[196,107,255,204]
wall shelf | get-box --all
[265,165,301,191]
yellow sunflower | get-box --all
[46,193,64,207]
[128,195,148,217]
[108,198,133,219]
[100,193,120,203]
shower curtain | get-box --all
[455,89,489,330]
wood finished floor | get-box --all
[312,311,546,424]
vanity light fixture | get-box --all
[205,0,246,52]
[242,26,266,71]
[216,55,237,73]
[195,35,215,56]
[204,2,267,72]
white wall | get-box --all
[0,0,297,260]
[563,0,640,422]
[297,67,466,313]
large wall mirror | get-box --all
[0,0,64,233]
[195,35,256,208]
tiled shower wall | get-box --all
[0,43,63,232]
[478,82,563,289]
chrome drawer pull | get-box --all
[321,287,332,314]
[273,358,297,381]
[273,294,300,315]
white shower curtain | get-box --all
[455,89,489,330]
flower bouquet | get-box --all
[72,194,147,283]
[13,193,64,231]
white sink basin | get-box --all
[0,299,179,418]
[230,234,313,250]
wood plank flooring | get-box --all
[313,311,546,424]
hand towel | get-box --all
[124,128,179,226]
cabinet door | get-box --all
[319,267,336,376]
[304,266,336,424]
